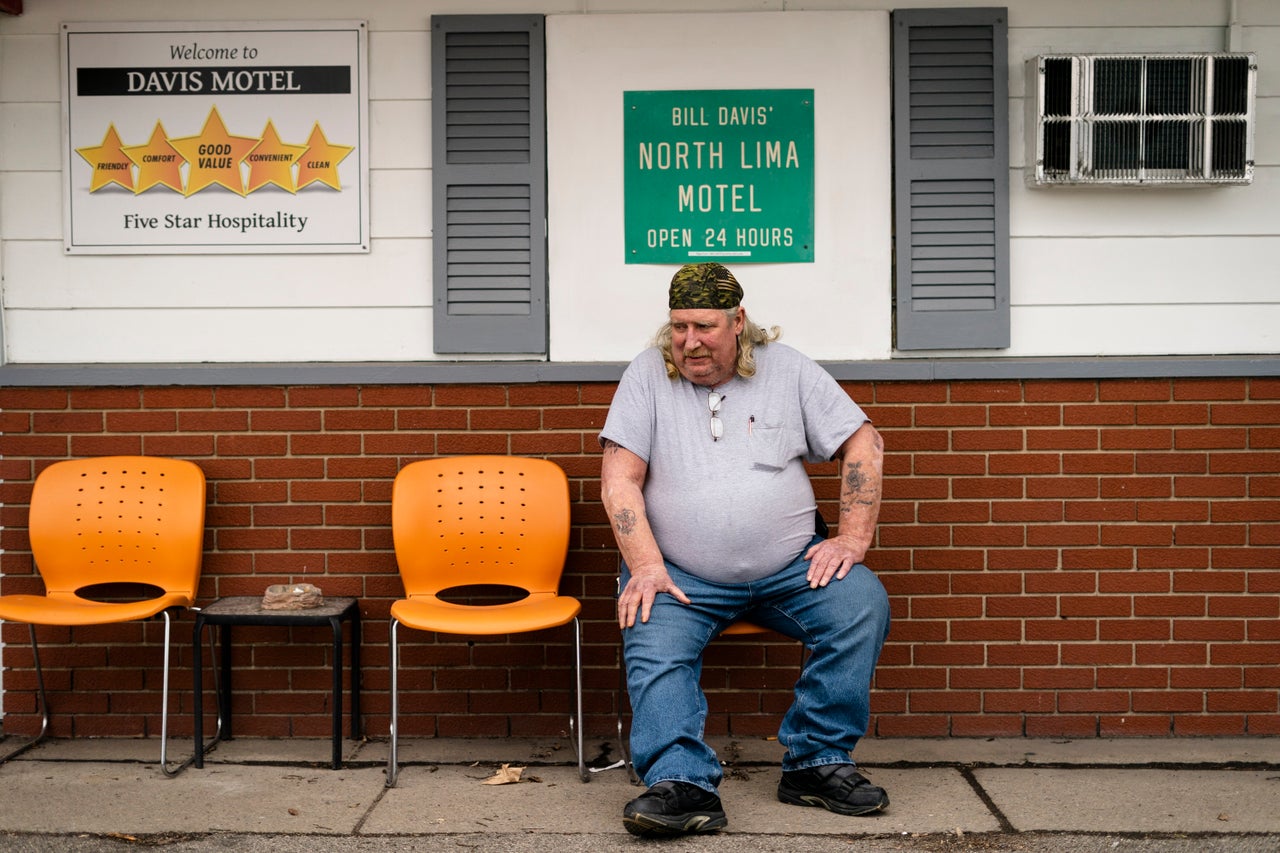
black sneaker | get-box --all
[778,764,889,816]
[623,780,728,837]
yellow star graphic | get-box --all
[244,120,308,194]
[122,121,185,195]
[295,122,355,191]
[76,124,135,192]
[168,106,261,197]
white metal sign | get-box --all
[61,21,370,254]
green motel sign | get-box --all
[624,88,814,264]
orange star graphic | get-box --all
[75,124,135,192]
[168,106,261,197]
[244,120,308,194]
[122,121,186,195]
[295,122,355,191]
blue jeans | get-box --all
[620,537,890,793]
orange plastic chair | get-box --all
[0,456,206,775]
[386,455,585,787]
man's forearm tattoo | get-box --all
[604,440,635,534]
[842,460,878,511]
[614,508,637,536]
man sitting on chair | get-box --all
[600,263,892,838]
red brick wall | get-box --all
[1,377,1277,741]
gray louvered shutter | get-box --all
[432,15,547,354]
[892,8,1009,350]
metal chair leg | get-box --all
[1,616,214,776]
[161,609,228,777]
[158,610,197,777]
[0,625,51,766]
[566,616,588,782]
[616,643,641,785]
[386,618,400,788]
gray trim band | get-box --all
[2,356,1278,387]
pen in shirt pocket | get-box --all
[748,415,754,436]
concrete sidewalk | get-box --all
[0,734,1277,851]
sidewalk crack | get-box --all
[351,777,390,835]
[959,765,1016,833]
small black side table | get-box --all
[193,595,360,770]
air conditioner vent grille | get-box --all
[1029,53,1256,186]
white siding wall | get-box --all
[0,2,442,363]
[546,11,892,363]
[0,0,1277,363]
[1004,10,1280,358]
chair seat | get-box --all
[718,621,769,636]
[0,593,191,627]
[391,593,581,636]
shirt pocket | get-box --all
[749,425,790,471]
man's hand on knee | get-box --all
[618,565,691,628]
[802,537,865,588]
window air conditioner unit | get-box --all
[1028,53,1256,186]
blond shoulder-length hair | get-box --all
[653,308,782,380]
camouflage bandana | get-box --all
[668,263,743,309]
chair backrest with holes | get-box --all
[26,456,207,598]
[391,455,571,597]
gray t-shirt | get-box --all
[599,342,869,583]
